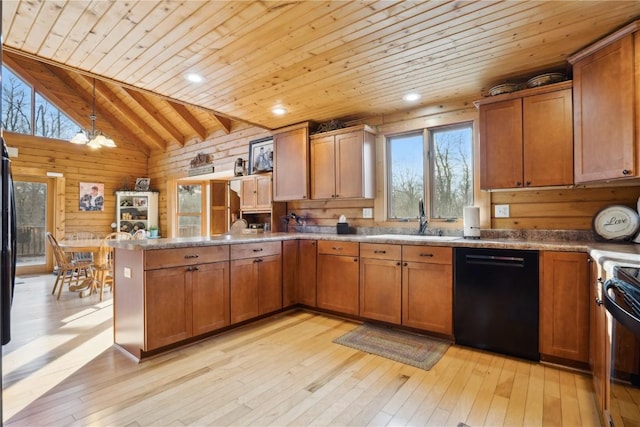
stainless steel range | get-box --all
[605,265,640,426]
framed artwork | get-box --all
[133,197,147,208]
[135,178,150,191]
[248,137,273,174]
[79,182,105,212]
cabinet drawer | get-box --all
[231,241,281,260]
[402,245,452,264]
[360,243,401,260]
[317,240,359,257]
[145,245,230,270]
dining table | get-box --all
[58,239,103,297]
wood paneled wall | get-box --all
[147,122,272,233]
[4,131,147,237]
[491,185,640,230]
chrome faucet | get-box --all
[418,198,428,235]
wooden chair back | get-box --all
[45,232,92,300]
[95,232,133,301]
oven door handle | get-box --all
[604,280,640,339]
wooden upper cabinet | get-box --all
[523,88,574,187]
[238,174,272,210]
[272,123,311,201]
[569,27,638,183]
[477,82,573,190]
[310,125,376,200]
[479,98,523,189]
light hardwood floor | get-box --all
[2,274,602,426]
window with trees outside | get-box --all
[387,122,473,221]
[177,183,205,237]
[2,65,79,141]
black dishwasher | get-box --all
[454,247,539,361]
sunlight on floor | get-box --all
[2,275,114,421]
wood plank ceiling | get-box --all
[3,1,640,154]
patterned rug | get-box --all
[333,323,451,371]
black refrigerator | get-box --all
[1,136,15,346]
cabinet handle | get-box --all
[192,266,199,272]
[311,242,315,246]
[332,247,343,251]
[622,169,632,175]
[374,250,386,254]
[403,262,408,267]
[419,253,434,257]
[597,277,604,284]
[353,258,358,262]
[595,297,603,306]
[254,258,263,263]
[516,181,522,187]
[396,262,401,266]
[253,248,263,252]
[184,254,199,259]
[525,181,531,187]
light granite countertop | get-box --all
[109,231,640,266]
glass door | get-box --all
[176,182,206,237]
[14,176,53,275]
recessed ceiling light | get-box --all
[272,106,287,115]
[403,93,421,102]
[185,73,204,83]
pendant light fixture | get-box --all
[70,78,116,148]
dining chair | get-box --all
[94,232,133,301]
[46,232,94,300]
[68,231,98,276]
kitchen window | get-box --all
[386,122,473,221]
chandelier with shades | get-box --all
[70,78,116,149]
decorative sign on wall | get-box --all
[79,182,104,211]
[188,152,215,176]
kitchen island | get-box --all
[110,232,640,361]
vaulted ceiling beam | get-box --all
[167,101,208,141]
[125,88,186,146]
[84,76,167,151]
[212,114,232,134]
[49,67,151,155]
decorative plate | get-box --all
[526,72,566,88]
[120,221,133,233]
[592,205,640,241]
[488,83,520,96]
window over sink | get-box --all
[386,121,474,222]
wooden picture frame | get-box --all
[79,182,105,211]
[248,137,273,175]
[135,178,150,191]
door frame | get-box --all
[13,167,64,275]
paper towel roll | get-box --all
[463,206,480,239]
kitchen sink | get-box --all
[364,234,462,242]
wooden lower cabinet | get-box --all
[359,243,402,324]
[317,240,359,315]
[539,251,590,363]
[282,240,298,307]
[145,260,230,351]
[298,240,317,307]
[401,245,453,335]
[230,242,282,324]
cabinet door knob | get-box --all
[353,258,358,262]
[622,169,631,175]
[516,181,522,187]
[525,181,531,186]
[403,262,408,267]
[396,262,402,266]
[595,298,603,306]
